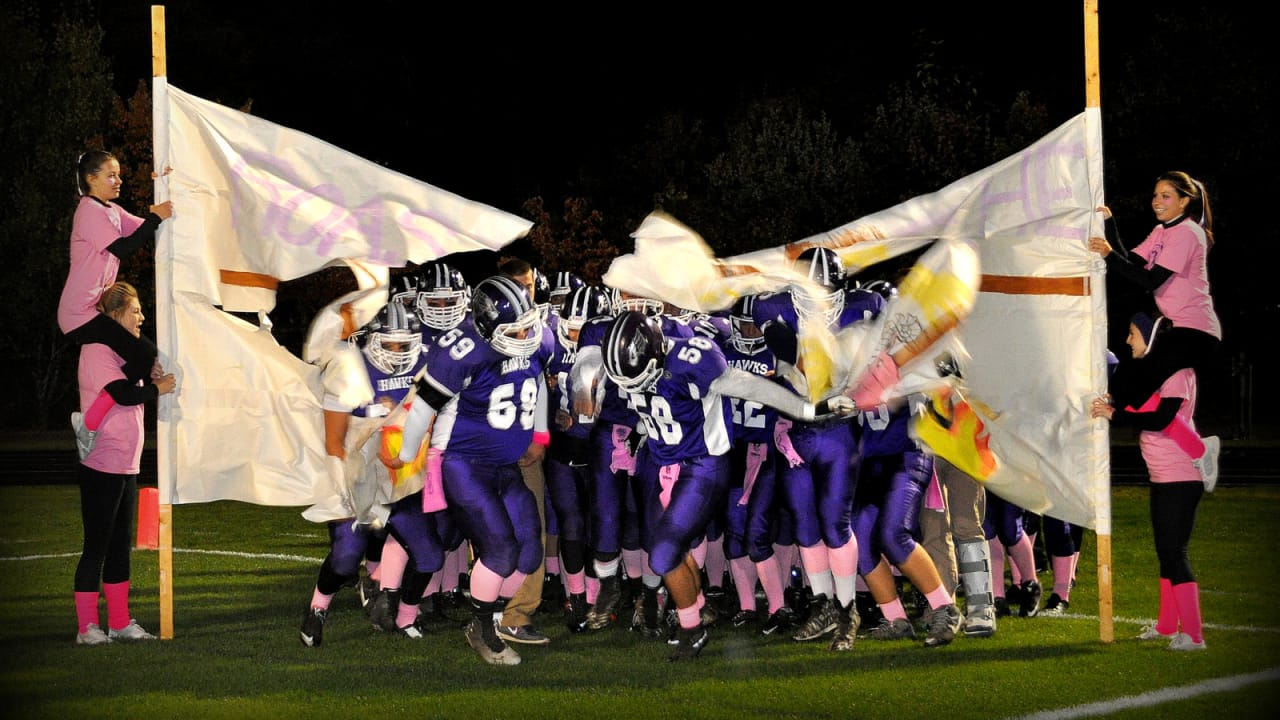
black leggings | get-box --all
[67,313,158,385]
[75,466,137,592]
[1150,481,1202,585]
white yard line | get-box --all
[1004,666,1280,720]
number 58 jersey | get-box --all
[627,334,733,466]
[418,318,555,466]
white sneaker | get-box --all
[1168,632,1207,651]
[1137,624,1177,641]
[108,619,157,641]
[76,623,112,646]
[71,412,96,461]
[1196,436,1220,492]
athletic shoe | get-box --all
[71,412,96,461]
[1042,593,1069,616]
[700,602,720,628]
[1018,580,1043,618]
[567,592,590,633]
[76,623,112,646]
[465,618,520,665]
[668,625,709,662]
[1167,632,1207,651]
[760,607,796,636]
[397,618,430,639]
[586,575,621,630]
[358,576,377,610]
[963,604,997,637]
[994,596,1012,618]
[369,589,400,632]
[864,617,917,640]
[828,601,860,652]
[923,603,962,648]
[731,609,759,627]
[299,607,326,647]
[496,623,550,646]
[791,595,839,641]
[1197,436,1221,493]
[1137,624,1177,641]
[108,619,156,642]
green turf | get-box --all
[1,485,1277,719]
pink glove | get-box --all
[848,351,900,408]
[773,419,805,468]
[609,424,638,474]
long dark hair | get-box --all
[76,150,116,197]
[1157,170,1214,248]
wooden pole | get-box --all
[1084,0,1114,644]
[151,4,175,641]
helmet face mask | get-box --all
[362,302,422,375]
[603,310,666,393]
[390,273,420,311]
[415,262,470,330]
[471,275,544,358]
[729,295,765,355]
[557,284,611,348]
[611,288,664,317]
[549,271,585,317]
[794,247,846,326]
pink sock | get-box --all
[799,544,831,576]
[366,559,381,583]
[498,570,527,598]
[622,548,647,578]
[84,390,116,430]
[677,605,701,629]
[565,570,586,595]
[729,557,758,611]
[880,597,907,621]
[75,591,100,633]
[1172,581,1203,643]
[990,542,1007,597]
[704,537,727,587]
[1163,417,1206,459]
[1156,578,1178,634]
[925,585,953,609]
[545,555,561,575]
[396,600,419,629]
[103,580,130,631]
[311,588,333,611]
[378,541,409,591]
[690,540,707,570]
[756,556,786,614]
[468,559,505,603]
[1008,535,1037,586]
[1052,555,1074,600]
[586,575,600,604]
[424,571,442,595]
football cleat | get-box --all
[300,607,326,647]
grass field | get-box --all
[1,484,1278,719]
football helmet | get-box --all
[361,302,422,375]
[471,275,544,358]
[415,262,470,330]
[860,279,898,302]
[549,271,585,316]
[611,287,665,317]
[728,295,766,355]
[794,247,846,326]
[602,310,666,393]
[558,284,611,348]
[389,272,421,311]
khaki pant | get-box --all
[920,457,987,594]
